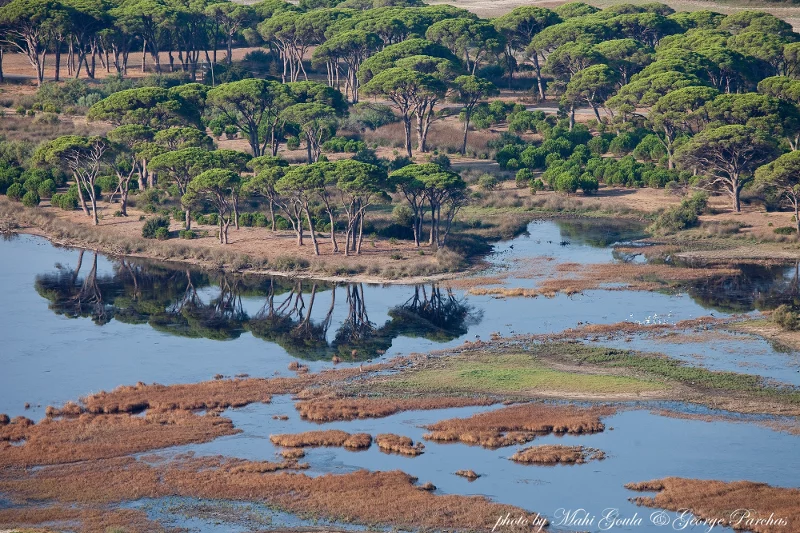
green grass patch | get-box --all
[386,353,663,395]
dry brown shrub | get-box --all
[0,413,9,425]
[626,477,800,533]
[270,430,372,450]
[376,434,425,456]
[0,411,238,467]
[272,414,289,420]
[510,445,605,465]
[0,456,538,531]
[423,403,612,448]
[295,396,497,422]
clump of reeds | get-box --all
[272,414,289,420]
[45,401,83,418]
[0,414,9,425]
[376,434,425,456]
[227,460,307,474]
[423,403,611,448]
[419,482,436,491]
[455,469,480,480]
[280,448,306,459]
[468,287,540,298]
[510,445,606,465]
[269,430,372,450]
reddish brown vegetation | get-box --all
[423,403,612,448]
[280,448,306,459]
[80,365,387,414]
[0,505,169,533]
[0,411,238,467]
[455,469,480,480]
[0,456,537,531]
[510,445,606,465]
[295,396,497,422]
[0,413,10,425]
[375,434,425,456]
[626,478,800,533]
[270,430,372,450]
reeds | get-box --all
[626,477,800,533]
[0,411,238,467]
[423,403,611,448]
[455,469,480,480]
[295,396,497,422]
[269,430,372,450]
[375,434,424,456]
[510,445,605,465]
[0,457,540,531]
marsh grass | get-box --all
[510,445,605,465]
[385,353,662,395]
[375,434,424,456]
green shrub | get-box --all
[142,216,170,239]
[478,173,499,191]
[22,190,40,207]
[393,204,414,227]
[579,175,599,195]
[179,229,195,239]
[773,304,800,331]
[51,191,79,210]
[6,182,22,201]
[37,179,56,198]
[553,172,580,195]
[516,168,534,188]
[96,175,119,193]
[774,226,796,235]
[530,178,545,193]
[647,192,708,235]
[154,226,169,240]
[286,136,301,150]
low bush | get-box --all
[142,216,170,239]
[154,226,170,240]
[774,226,796,235]
[773,304,800,331]
[179,229,195,239]
[647,192,708,235]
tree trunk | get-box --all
[76,177,89,216]
[533,53,544,100]
[328,211,338,252]
[403,116,413,157]
[185,208,192,230]
[269,201,276,231]
[461,109,470,155]
[304,207,319,255]
[356,212,365,254]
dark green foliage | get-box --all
[142,216,171,239]
[322,137,367,153]
[6,183,23,201]
[774,226,796,235]
[22,190,40,207]
[51,191,79,211]
[154,227,170,240]
[647,192,708,235]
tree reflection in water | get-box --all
[34,255,478,360]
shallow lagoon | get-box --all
[1,220,799,532]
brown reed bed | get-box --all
[510,445,606,465]
[375,434,425,456]
[79,363,388,414]
[280,448,306,459]
[0,410,238,467]
[626,477,800,533]
[0,505,169,533]
[0,456,538,532]
[295,396,498,422]
[270,430,372,450]
[423,403,612,448]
